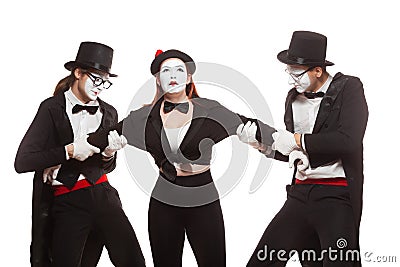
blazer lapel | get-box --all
[97,98,114,129]
[179,98,207,152]
[284,88,299,133]
[48,93,74,145]
[148,99,163,139]
[146,97,207,155]
[147,99,172,155]
[312,72,348,133]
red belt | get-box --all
[53,174,108,196]
[295,177,348,186]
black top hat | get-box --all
[277,31,334,67]
[150,49,196,76]
[64,41,117,77]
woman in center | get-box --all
[89,49,276,266]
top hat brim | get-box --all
[64,61,118,77]
[150,50,196,75]
[277,50,334,67]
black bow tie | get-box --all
[72,104,99,115]
[303,91,325,99]
[163,101,189,114]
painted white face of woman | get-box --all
[159,58,188,94]
[84,72,106,101]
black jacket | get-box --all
[14,92,118,266]
[88,97,276,181]
[273,72,368,234]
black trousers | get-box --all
[51,182,145,267]
[148,171,226,267]
[247,184,360,267]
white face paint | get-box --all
[287,67,311,93]
[159,58,188,94]
[84,72,107,101]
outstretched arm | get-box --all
[87,107,148,152]
[206,101,276,146]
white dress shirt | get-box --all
[163,122,210,174]
[65,89,103,141]
[52,89,103,185]
[292,75,346,180]
[164,122,191,154]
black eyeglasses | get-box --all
[85,72,112,89]
[285,66,315,81]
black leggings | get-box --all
[148,171,226,267]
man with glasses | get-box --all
[15,42,145,266]
[241,31,368,266]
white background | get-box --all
[1,0,399,266]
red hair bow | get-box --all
[155,49,163,57]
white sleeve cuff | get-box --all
[65,145,70,160]
[301,134,306,151]
[101,151,115,161]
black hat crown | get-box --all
[150,49,196,76]
[64,41,117,77]
[277,31,334,66]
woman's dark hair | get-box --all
[53,67,106,96]
[53,72,75,96]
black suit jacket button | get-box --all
[324,124,328,128]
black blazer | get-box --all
[273,72,368,234]
[14,92,118,266]
[88,97,276,181]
